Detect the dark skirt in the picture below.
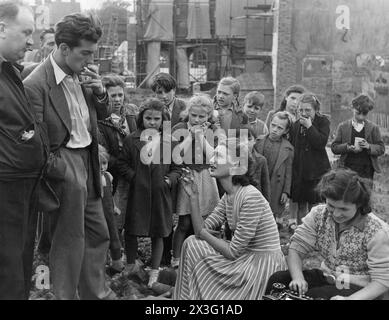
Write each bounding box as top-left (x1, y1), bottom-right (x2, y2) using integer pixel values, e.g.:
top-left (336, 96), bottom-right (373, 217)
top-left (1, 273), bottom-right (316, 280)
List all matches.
top-left (291, 179), bottom-right (321, 204)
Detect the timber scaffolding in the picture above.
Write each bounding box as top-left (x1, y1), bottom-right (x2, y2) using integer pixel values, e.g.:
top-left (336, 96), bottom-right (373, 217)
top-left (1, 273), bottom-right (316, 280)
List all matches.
top-left (135, 0), bottom-right (275, 91)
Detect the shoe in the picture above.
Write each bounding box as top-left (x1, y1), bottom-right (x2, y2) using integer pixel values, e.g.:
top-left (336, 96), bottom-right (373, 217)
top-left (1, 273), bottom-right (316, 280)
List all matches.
top-left (170, 257), bottom-right (180, 269)
top-left (148, 269), bottom-right (160, 288)
top-left (106, 265), bottom-right (124, 277)
top-left (123, 260), bottom-right (147, 282)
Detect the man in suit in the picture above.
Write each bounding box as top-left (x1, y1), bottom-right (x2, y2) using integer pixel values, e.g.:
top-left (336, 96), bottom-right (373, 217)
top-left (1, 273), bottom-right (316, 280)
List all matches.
top-left (0, 1), bottom-right (48, 300)
top-left (24, 13), bottom-right (114, 300)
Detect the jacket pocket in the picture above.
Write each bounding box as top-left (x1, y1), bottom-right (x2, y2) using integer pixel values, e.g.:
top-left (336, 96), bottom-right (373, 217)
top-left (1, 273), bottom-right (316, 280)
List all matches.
top-left (0, 122), bottom-right (46, 171)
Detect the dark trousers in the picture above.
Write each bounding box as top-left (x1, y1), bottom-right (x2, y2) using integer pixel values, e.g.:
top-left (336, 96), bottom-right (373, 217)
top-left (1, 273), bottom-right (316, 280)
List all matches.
top-left (265, 269), bottom-right (362, 300)
top-left (48, 148), bottom-right (113, 300)
top-left (102, 184), bottom-right (122, 261)
top-left (37, 211), bottom-right (52, 255)
top-left (0, 178), bottom-right (39, 300)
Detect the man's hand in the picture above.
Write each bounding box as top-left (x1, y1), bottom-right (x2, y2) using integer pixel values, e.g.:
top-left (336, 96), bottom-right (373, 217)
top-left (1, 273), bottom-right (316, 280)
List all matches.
top-left (358, 139), bottom-right (370, 150)
top-left (80, 65), bottom-right (105, 96)
top-left (347, 144), bottom-right (361, 153)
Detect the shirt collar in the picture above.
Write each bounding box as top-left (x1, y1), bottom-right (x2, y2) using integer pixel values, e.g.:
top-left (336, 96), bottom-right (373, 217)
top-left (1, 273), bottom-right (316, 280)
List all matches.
top-left (338, 211), bottom-right (367, 233)
top-left (215, 103), bottom-right (234, 112)
top-left (352, 119), bottom-right (365, 132)
top-left (167, 97), bottom-right (176, 112)
top-left (50, 54), bottom-right (75, 85)
top-left (0, 54), bottom-right (23, 74)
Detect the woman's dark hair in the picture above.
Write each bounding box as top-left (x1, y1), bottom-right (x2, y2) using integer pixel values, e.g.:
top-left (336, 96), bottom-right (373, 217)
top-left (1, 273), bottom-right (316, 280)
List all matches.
top-left (55, 13), bottom-right (102, 48)
top-left (351, 94), bottom-right (374, 115)
top-left (150, 72), bottom-right (177, 93)
top-left (221, 138), bottom-right (253, 186)
top-left (136, 98), bottom-right (170, 131)
top-left (316, 168), bottom-right (372, 215)
top-left (298, 92), bottom-right (321, 112)
top-left (279, 84), bottom-right (306, 111)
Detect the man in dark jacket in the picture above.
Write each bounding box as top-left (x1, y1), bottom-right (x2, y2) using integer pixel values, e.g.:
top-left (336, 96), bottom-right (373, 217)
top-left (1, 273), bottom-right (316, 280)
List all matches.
top-left (23, 13), bottom-right (114, 300)
top-left (0, 1), bottom-right (48, 300)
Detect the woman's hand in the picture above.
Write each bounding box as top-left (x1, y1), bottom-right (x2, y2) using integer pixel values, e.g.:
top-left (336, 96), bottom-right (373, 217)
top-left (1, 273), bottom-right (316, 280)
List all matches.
top-left (289, 277), bottom-right (308, 296)
top-left (180, 167), bottom-right (199, 196)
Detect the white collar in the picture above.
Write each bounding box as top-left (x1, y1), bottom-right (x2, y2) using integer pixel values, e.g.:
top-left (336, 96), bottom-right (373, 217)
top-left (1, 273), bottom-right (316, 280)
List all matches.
top-left (50, 54), bottom-right (75, 85)
top-left (352, 119), bottom-right (365, 132)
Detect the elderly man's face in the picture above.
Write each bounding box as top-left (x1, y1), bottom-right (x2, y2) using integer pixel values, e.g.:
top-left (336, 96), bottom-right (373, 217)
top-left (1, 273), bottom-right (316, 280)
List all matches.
top-left (0, 6), bottom-right (34, 62)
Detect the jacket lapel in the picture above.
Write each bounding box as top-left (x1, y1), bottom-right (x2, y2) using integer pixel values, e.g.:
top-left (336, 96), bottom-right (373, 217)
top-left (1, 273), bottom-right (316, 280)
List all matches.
top-left (273, 139), bottom-right (292, 173)
top-left (345, 119), bottom-right (353, 143)
top-left (46, 59), bottom-right (72, 133)
top-left (81, 86), bottom-right (97, 137)
top-left (132, 130), bottom-right (145, 151)
top-left (364, 120), bottom-right (373, 139)
top-left (253, 137), bottom-right (265, 155)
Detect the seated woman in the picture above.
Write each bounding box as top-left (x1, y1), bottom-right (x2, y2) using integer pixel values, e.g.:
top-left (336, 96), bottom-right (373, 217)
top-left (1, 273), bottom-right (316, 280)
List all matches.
top-left (173, 138), bottom-right (286, 300)
top-left (265, 168), bottom-right (389, 300)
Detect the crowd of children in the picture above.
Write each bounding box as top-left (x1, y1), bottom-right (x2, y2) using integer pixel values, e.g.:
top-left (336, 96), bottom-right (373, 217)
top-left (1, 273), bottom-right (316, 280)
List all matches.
top-left (97, 71), bottom-right (387, 299)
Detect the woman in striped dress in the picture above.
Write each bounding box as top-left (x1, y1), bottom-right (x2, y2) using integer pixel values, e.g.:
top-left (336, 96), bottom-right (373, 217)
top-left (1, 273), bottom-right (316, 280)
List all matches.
top-left (173, 138), bottom-right (286, 300)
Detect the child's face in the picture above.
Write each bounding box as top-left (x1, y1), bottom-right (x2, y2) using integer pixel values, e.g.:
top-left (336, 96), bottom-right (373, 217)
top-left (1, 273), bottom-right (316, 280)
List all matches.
top-left (297, 102), bottom-right (316, 120)
top-left (188, 106), bottom-right (208, 126)
top-left (107, 86), bottom-right (125, 115)
top-left (216, 84), bottom-right (235, 108)
top-left (143, 109), bottom-right (163, 130)
top-left (243, 100), bottom-right (262, 120)
top-left (269, 116), bottom-right (288, 140)
top-left (154, 87), bottom-right (175, 106)
top-left (100, 158), bottom-right (108, 172)
top-left (353, 109), bottom-right (368, 123)
top-left (285, 92), bottom-right (302, 115)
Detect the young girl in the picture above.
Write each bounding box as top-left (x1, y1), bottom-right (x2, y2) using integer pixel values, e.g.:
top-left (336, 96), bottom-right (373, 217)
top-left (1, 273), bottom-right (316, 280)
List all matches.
top-left (266, 168), bottom-right (389, 300)
top-left (253, 111), bottom-right (294, 229)
top-left (265, 85), bottom-right (306, 129)
top-left (243, 91), bottom-right (268, 139)
top-left (171, 94), bottom-right (220, 268)
top-left (117, 99), bottom-right (181, 287)
top-left (289, 93), bottom-right (331, 230)
top-left (99, 145), bottom-right (124, 276)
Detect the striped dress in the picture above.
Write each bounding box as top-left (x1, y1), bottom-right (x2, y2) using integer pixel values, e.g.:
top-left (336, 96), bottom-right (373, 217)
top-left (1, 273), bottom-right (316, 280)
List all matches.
top-left (173, 185), bottom-right (286, 300)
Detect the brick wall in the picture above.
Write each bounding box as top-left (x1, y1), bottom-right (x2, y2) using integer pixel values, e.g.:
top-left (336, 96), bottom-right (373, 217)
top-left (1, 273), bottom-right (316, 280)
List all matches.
top-left (273, 0), bottom-right (297, 109)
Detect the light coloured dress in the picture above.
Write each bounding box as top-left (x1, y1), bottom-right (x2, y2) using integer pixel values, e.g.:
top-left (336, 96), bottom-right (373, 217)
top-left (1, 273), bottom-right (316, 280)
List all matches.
top-left (176, 169), bottom-right (219, 217)
top-left (174, 185), bottom-right (286, 300)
